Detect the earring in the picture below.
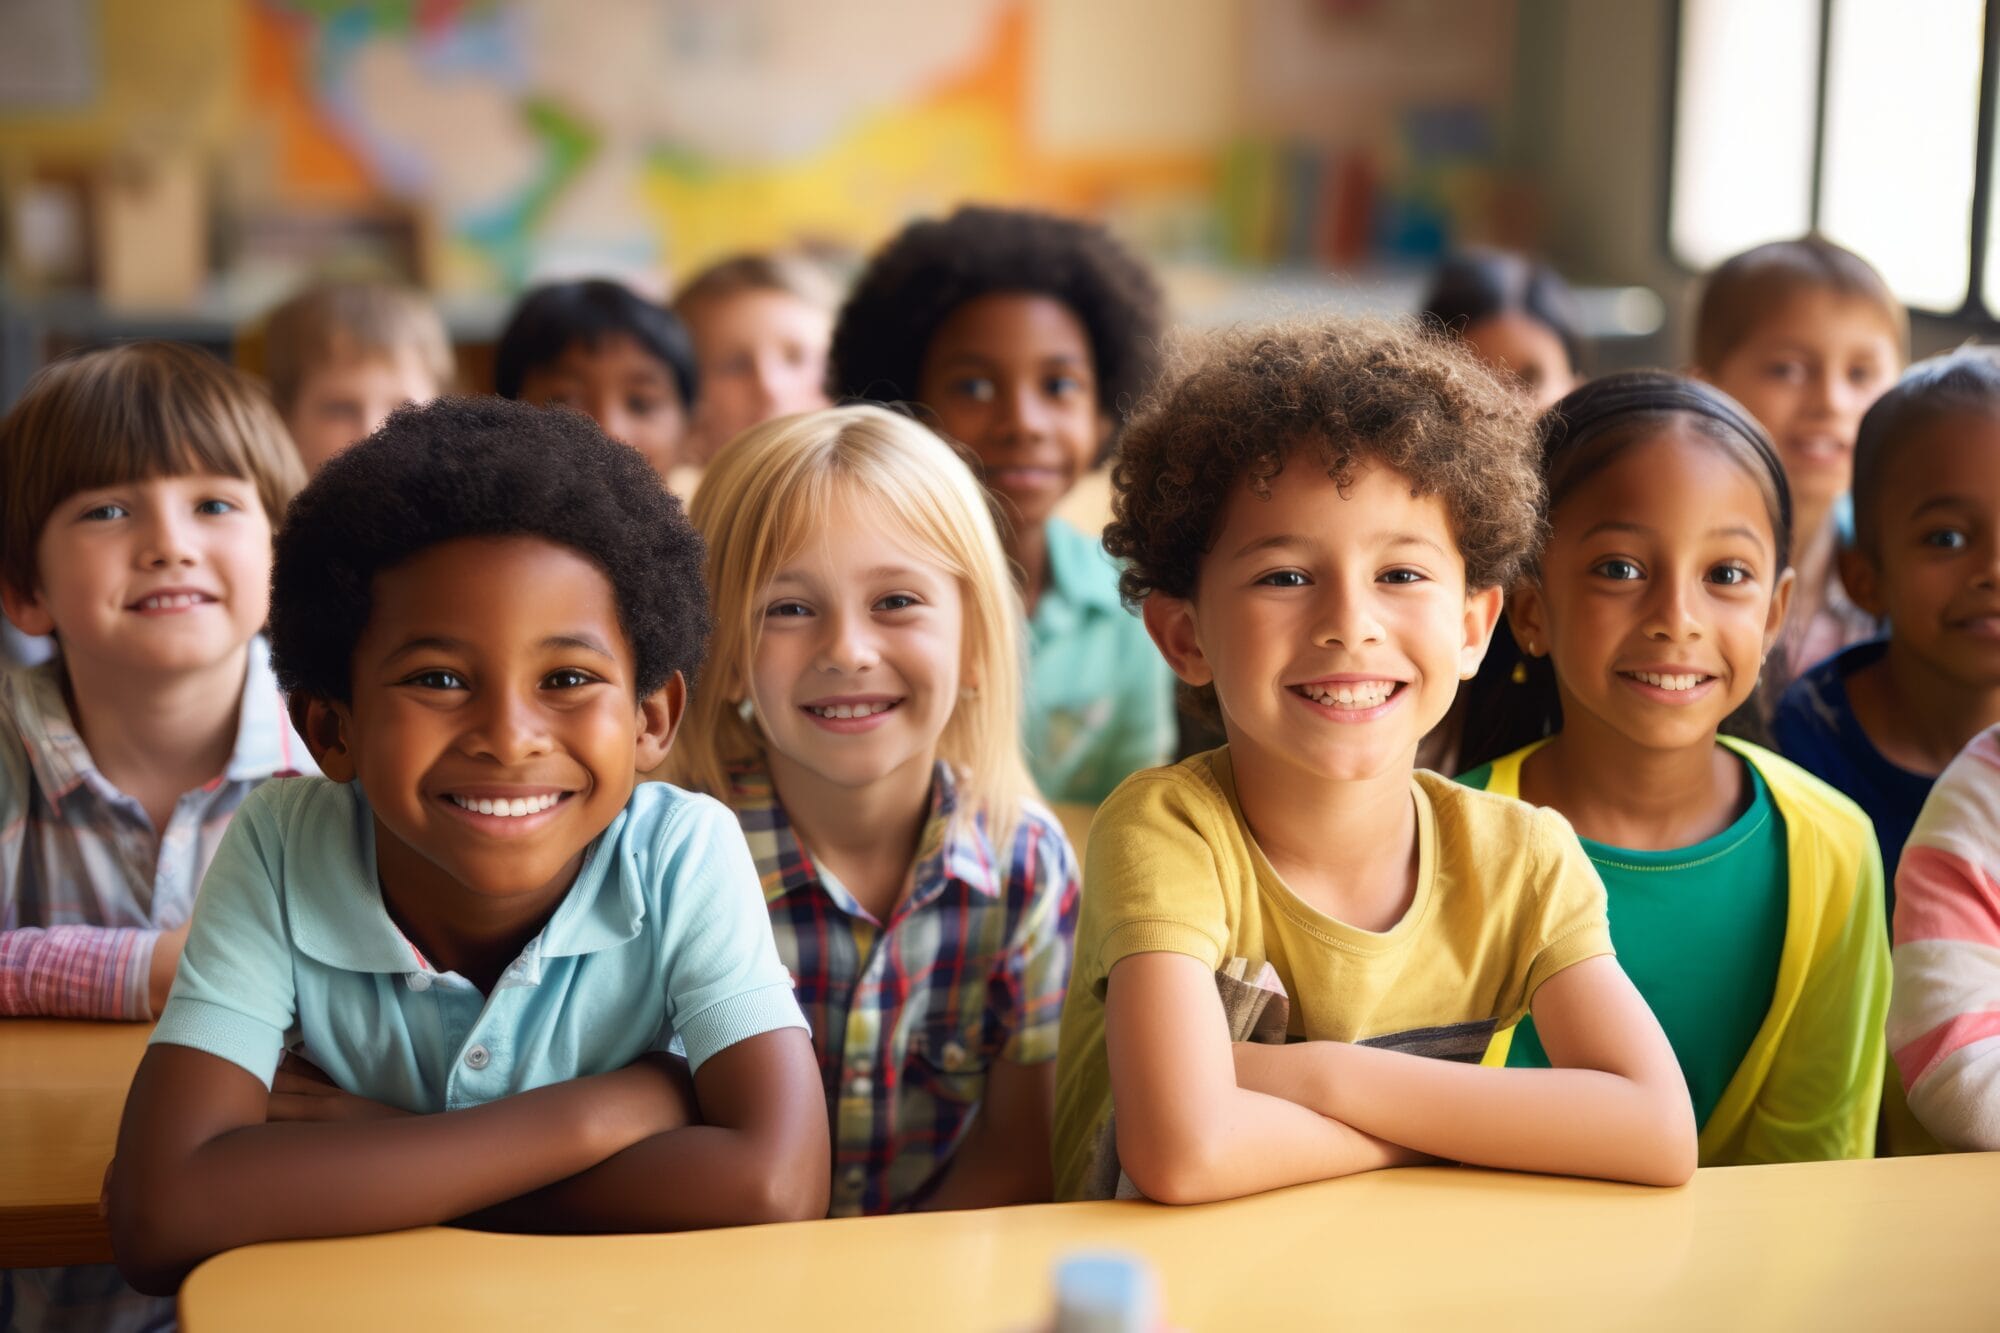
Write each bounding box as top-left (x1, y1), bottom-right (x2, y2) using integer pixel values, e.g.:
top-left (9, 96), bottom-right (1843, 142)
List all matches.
top-left (735, 698), bottom-right (756, 724)
top-left (1511, 659), bottom-right (1528, 685)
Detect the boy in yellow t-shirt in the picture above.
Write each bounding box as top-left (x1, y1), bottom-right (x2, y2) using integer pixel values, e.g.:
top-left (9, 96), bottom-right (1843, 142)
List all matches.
top-left (1052, 320), bottom-right (1698, 1202)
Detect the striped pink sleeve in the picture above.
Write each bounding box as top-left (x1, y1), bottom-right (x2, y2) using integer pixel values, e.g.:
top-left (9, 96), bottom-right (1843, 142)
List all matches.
top-left (1889, 728), bottom-right (2000, 1150)
top-left (0, 924), bottom-right (157, 1019)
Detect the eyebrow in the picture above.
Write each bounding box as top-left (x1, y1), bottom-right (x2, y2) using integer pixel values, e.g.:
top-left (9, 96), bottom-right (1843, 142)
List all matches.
top-left (382, 632), bottom-right (617, 662)
top-left (769, 564), bottom-right (937, 586)
top-left (1229, 531), bottom-right (1448, 559)
top-left (1910, 495), bottom-right (1978, 520)
top-left (1581, 519), bottom-right (1770, 548)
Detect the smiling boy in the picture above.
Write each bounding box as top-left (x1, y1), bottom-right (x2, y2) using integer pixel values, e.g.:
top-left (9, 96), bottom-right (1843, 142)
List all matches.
top-left (109, 398), bottom-right (826, 1294)
top-left (1053, 321), bottom-right (1696, 1202)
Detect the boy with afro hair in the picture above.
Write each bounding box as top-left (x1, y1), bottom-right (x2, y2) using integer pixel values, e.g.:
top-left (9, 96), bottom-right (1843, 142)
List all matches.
top-left (1052, 319), bottom-right (1696, 1202)
top-left (830, 204), bottom-right (1174, 804)
top-left (110, 397), bottom-right (827, 1295)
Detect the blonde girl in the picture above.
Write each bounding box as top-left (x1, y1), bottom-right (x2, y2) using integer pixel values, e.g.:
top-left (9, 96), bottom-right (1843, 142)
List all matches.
top-left (672, 404), bottom-right (1078, 1215)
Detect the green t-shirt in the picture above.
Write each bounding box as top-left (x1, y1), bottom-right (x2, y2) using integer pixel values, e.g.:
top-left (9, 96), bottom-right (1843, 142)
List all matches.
top-left (1459, 752), bottom-right (1788, 1132)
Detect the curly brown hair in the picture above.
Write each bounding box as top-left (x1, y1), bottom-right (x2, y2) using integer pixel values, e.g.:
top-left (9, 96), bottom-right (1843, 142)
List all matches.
top-left (1107, 317), bottom-right (1543, 605)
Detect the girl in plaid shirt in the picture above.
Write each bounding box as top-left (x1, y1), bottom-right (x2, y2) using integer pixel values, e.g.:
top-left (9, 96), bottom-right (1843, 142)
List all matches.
top-left (671, 404), bottom-right (1080, 1215)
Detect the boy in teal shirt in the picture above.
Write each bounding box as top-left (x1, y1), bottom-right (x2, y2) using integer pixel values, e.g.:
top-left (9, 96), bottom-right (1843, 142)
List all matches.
top-left (110, 399), bottom-right (828, 1294)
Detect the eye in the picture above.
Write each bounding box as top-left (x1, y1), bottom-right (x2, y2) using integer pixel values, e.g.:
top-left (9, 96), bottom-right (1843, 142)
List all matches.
top-left (79, 503), bottom-right (129, 522)
top-left (195, 498), bottom-right (239, 516)
top-left (543, 668), bottom-right (600, 689)
top-left (404, 669), bottom-right (467, 691)
top-left (1922, 527), bottom-right (1970, 550)
top-left (1707, 563), bottom-right (1754, 586)
top-left (950, 376), bottom-right (996, 403)
top-left (1849, 364), bottom-right (1883, 388)
top-left (1379, 567), bottom-right (1427, 585)
top-left (874, 592), bottom-right (920, 612)
top-left (627, 394), bottom-right (665, 417)
top-left (1045, 374), bottom-right (1085, 398)
top-left (1257, 570), bottom-right (1309, 588)
top-left (1591, 558), bottom-right (1644, 581)
top-left (764, 599), bottom-right (812, 619)
top-left (1764, 360), bottom-right (1807, 384)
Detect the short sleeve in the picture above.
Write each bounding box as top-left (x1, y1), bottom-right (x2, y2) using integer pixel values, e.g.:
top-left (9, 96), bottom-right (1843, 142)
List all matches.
top-left (150, 786), bottom-right (299, 1086)
top-left (653, 796), bottom-right (807, 1072)
top-left (1080, 770), bottom-right (1232, 993)
top-left (995, 808), bottom-right (1081, 1064)
top-left (1519, 809), bottom-right (1615, 1004)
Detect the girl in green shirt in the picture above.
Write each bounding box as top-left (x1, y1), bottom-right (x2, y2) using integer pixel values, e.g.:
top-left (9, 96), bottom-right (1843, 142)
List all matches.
top-left (1458, 372), bottom-right (1891, 1165)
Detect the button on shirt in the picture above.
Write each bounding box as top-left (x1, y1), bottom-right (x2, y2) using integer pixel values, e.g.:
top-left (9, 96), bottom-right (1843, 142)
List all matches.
top-left (732, 761), bottom-right (1079, 1215)
top-left (152, 779), bottom-right (806, 1110)
top-left (1026, 518), bottom-right (1177, 805)
top-left (0, 638), bottom-right (312, 1018)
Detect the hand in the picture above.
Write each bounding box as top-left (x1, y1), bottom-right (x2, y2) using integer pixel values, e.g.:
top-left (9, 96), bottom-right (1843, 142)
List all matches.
top-left (267, 1052), bottom-right (411, 1123)
top-left (146, 923), bottom-right (192, 1015)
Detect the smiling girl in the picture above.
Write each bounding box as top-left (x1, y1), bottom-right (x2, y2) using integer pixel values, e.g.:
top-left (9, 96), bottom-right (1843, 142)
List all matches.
top-left (1458, 372), bottom-right (1892, 1165)
top-left (672, 404), bottom-right (1079, 1216)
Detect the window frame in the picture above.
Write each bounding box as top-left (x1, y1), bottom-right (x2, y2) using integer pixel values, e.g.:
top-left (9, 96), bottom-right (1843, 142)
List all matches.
top-left (1665, 0), bottom-right (2000, 323)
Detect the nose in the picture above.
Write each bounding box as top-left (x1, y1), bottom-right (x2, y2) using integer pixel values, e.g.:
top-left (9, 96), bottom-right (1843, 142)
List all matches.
top-left (137, 506), bottom-right (198, 570)
top-left (814, 605), bottom-right (880, 675)
top-left (1643, 573), bottom-right (1704, 643)
top-left (1310, 574), bottom-right (1386, 649)
top-left (461, 683), bottom-right (554, 766)
top-left (995, 379), bottom-right (1051, 445)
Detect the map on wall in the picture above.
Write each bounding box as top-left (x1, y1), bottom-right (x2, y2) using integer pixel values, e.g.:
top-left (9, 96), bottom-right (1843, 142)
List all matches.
top-left (250, 0), bottom-right (1207, 297)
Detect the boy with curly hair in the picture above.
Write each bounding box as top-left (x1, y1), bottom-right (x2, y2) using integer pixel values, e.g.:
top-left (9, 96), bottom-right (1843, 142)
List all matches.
top-left (830, 204), bottom-right (1173, 803)
top-left (1052, 320), bottom-right (1697, 1202)
top-left (109, 398), bottom-right (827, 1295)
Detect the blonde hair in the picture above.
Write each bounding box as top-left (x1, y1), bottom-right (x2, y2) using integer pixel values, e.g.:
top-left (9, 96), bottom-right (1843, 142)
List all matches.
top-left (671, 404), bottom-right (1036, 847)
top-left (671, 251), bottom-right (840, 319)
top-left (1, 342), bottom-right (305, 596)
top-left (249, 281), bottom-right (455, 415)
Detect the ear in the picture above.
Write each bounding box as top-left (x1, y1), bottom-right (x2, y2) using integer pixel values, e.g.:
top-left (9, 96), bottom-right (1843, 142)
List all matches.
top-left (0, 580), bottom-right (55, 639)
top-left (1140, 592), bottom-right (1212, 688)
top-left (633, 671), bottom-right (687, 774)
top-left (1835, 543), bottom-right (1885, 619)
top-left (1505, 579), bottom-right (1551, 659)
top-left (1458, 584), bottom-right (1507, 679)
top-left (1763, 565), bottom-right (1800, 660)
top-left (294, 695), bottom-right (357, 783)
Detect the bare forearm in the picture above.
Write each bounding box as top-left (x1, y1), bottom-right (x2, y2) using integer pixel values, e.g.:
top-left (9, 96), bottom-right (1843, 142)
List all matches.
top-left (916, 1117), bottom-right (1050, 1211)
top-left (460, 1121), bottom-right (829, 1232)
top-left (1123, 1081), bottom-right (1418, 1205)
top-left (1240, 1042), bottom-right (1693, 1186)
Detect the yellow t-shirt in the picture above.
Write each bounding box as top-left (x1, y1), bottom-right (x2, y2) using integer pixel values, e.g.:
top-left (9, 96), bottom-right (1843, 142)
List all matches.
top-left (1052, 748), bottom-right (1615, 1200)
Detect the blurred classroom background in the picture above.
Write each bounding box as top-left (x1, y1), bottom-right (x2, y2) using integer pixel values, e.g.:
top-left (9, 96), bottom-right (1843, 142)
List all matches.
top-left (0, 0), bottom-right (1990, 405)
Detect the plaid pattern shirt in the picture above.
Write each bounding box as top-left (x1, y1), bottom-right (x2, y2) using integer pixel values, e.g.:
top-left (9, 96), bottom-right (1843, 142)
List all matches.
top-left (731, 761), bottom-right (1079, 1216)
top-left (0, 639), bottom-right (311, 1018)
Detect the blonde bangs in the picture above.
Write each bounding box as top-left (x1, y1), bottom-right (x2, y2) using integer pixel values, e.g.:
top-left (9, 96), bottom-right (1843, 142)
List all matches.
top-left (671, 405), bottom-right (1037, 848)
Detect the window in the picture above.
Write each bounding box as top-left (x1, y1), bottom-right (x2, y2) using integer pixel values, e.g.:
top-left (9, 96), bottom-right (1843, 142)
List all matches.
top-left (1672, 0), bottom-right (1996, 319)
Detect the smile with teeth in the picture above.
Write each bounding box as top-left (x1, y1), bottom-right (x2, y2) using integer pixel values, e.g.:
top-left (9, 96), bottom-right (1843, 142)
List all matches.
top-left (133, 593), bottom-right (213, 611)
top-left (805, 701), bottom-right (898, 719)
top-left (447, 792), bottom-right (565, 817)
top-left (1623, 671), bottom-right (1711, 692)
top-left (1294, 680), bottom-right (1399, 709)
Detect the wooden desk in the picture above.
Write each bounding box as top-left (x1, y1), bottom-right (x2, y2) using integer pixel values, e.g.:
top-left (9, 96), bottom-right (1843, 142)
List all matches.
top-left (0, 1019), bottom-right (150, 1268)
top-left (181, 1153), bottom-right (2000, 1330)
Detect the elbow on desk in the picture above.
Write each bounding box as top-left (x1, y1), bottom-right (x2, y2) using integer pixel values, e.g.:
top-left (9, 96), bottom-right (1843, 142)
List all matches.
top-left (1619, 1105), bottom-right (1698, 1188)
top-left (1115, 1123), bottom-right (1235, 1207)
top-left (109, 1204), bottom-right (198, 1298)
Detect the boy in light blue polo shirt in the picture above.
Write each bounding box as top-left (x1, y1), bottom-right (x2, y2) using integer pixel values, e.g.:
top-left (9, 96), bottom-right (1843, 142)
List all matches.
top-left (109, 399), bottom-right (829, 1296)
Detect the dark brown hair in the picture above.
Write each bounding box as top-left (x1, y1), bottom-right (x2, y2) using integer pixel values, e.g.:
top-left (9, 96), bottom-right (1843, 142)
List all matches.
top-left (1, 342), bottom-right (304, 595)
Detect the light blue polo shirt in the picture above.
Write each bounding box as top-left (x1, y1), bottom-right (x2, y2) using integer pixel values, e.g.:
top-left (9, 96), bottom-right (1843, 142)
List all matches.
top-left (1026, 518), bottom-right (1177, 805)
top-left (152, 777), bottom-right (806, 1112)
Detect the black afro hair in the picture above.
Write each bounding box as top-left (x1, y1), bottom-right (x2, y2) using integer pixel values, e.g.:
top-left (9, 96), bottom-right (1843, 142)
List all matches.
top-left (269, 395), bottom-right (709, 702)
top-left (827, 204), bottom-right (1164, 452)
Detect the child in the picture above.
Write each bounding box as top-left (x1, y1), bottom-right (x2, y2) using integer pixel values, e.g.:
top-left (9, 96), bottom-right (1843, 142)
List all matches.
top-left (669, 404), bottom-right (1078, 1215)
top-left (672, 251), bottom-right (837, 463)
top-left (0, 342), bottom-right (310, 1020)
top-left (1419, 249), bottom-right (1585, 414)
top-left (1775, 348), bottom-right (2000, 890)
top-left (1053, 320), bottom-right (1697, 1204)
top-left (829, 204), bottom-right (1175, 805)
top-left (1457, 371), bottom-right (1890, 1165)
top-left (255, 279), bottom-right (455, 473)
top-left (1889, 721), bottom-right (2000, 1150)
top-left (1692, 236), bottom-right (1906, 696)
top-left (495, 278), bottom-right (699, 481)
top-left (108, 398), bottom-right (826, 1295)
